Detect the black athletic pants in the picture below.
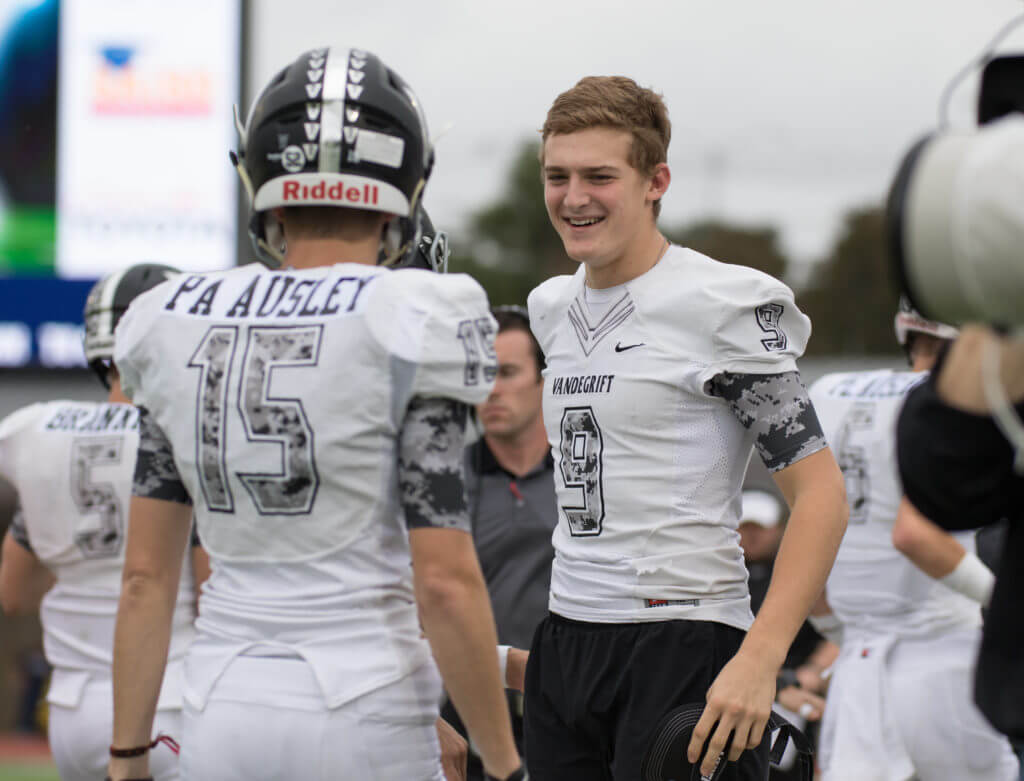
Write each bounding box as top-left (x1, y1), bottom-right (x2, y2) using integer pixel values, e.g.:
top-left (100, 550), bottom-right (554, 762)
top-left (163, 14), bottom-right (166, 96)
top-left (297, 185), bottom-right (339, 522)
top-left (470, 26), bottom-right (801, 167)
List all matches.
top-left (523, 613), bottom-right (770, 781)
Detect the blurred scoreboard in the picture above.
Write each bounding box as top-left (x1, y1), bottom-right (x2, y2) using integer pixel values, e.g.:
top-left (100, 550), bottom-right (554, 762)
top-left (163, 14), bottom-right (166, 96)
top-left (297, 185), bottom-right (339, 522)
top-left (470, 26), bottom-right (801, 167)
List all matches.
top-left (0, 0), bottom-right (242, 367)
top-left (0, 277), bottom-right (92, 367)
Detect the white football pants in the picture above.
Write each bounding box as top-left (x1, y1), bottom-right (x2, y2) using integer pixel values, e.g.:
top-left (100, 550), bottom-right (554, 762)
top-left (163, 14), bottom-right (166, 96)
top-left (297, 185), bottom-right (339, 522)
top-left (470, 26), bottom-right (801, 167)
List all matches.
top-left (820, 629), bottom-right (1019, 781)
top-left (179, 654), bottom-right (445, 780)
top-left (48, 675), bottom-right (182, 781)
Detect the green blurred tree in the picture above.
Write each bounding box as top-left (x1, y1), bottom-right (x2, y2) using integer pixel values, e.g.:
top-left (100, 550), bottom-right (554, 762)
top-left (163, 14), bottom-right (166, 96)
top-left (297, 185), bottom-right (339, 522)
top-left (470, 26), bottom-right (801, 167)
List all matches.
top-left (449, 139), bottom-right (572, 306)
top-left (797, 204), bottom-right (902, 355)
top-left (664, 220), bottom-right (788, 282)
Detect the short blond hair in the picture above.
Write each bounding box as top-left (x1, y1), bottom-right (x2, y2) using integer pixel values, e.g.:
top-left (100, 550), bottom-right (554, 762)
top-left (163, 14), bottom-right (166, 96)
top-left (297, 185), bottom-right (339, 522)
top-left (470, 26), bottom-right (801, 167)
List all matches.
top-left (542, 76), bottom-right (671, 216)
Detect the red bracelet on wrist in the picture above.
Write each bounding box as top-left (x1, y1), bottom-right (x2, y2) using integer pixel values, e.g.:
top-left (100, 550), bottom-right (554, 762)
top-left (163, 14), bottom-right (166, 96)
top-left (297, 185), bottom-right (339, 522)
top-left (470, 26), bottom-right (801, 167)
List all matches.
top-left (109, 733), bottom-right (180, 758)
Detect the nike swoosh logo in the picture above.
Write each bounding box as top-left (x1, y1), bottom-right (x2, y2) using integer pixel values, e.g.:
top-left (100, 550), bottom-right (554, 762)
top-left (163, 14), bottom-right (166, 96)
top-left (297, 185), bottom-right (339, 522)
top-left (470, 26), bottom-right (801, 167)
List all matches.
top-left (614, 342), bottom-right (645, 352)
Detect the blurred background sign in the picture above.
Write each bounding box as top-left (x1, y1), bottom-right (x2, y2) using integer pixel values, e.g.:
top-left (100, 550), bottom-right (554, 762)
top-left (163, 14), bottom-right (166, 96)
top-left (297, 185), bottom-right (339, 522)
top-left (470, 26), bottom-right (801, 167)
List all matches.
top-left (0, 0), bottom-right (242, 367)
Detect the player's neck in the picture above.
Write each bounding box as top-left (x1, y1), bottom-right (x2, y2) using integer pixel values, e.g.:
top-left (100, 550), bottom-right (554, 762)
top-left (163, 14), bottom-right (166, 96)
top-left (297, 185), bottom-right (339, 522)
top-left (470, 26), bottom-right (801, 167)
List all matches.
top-left (107, 376), bottom-right (130, 404)
top-left (584, 229), bottom-right (668, 289)
top-left (284, 236), bottom-right (382, 270)
top-left (911, 352), bottom-right (938, 373)
top-left (484, 420), bottom-right (549, 478)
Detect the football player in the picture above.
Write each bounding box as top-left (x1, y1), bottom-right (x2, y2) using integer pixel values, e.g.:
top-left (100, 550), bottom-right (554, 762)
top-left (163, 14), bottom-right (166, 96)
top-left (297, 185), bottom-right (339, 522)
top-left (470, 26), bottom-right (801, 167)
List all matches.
top-left (523, 75), bottom-right (848, 780)
top-left (808, 300), bottom-right (1019, 780)
top-left (0, 263), bottom-right (208, 781)
top-left (105, 47), bottom-right (522, 781)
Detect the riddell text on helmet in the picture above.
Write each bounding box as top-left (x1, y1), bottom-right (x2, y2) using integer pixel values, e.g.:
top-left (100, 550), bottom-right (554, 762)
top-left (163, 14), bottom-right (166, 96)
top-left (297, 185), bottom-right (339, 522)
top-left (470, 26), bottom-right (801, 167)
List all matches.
top-left (281, 180), bottom-right (380, 205)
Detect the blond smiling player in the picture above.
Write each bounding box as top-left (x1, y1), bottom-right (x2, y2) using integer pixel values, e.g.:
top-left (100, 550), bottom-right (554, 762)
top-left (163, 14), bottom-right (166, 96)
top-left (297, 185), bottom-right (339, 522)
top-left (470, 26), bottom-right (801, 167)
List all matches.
top-left (522, 76), bottom-right (848, 781)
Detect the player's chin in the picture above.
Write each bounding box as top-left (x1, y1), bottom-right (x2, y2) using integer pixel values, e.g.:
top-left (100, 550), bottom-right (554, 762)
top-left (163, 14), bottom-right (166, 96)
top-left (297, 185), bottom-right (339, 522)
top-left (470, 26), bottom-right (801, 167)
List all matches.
top-left (560, 233), bottom-right (604, 264)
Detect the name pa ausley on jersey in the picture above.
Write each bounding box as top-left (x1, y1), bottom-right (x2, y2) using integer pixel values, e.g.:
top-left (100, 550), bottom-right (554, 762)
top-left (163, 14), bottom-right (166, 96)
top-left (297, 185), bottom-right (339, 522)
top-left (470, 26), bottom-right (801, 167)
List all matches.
top-left (163, 271), bottom-right (374, 320)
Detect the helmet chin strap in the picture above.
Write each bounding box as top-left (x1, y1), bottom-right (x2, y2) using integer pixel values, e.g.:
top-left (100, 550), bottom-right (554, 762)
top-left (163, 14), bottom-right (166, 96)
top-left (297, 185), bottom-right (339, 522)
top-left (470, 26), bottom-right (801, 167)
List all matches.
top-left (378, 177), bottom-right (427, 267)
top-left (229, 150), bottom-right (255, 204)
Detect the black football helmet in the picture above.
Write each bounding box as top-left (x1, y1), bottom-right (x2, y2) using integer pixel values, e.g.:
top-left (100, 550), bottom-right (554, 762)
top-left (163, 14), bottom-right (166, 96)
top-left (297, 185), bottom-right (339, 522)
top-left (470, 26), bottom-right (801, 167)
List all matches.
top-left (82, 263), bottom-right (179, 388)
top-left (232, 46), bottom-right (434, 267)
top-left (382, 209), bottom-right (449, 272)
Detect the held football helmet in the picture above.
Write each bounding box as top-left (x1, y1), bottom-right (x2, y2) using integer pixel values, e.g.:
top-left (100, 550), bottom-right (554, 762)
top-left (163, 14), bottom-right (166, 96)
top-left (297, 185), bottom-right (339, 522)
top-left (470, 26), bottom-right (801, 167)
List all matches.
top-left (232, 46), bottom-right (434, 268)
top-left (82, 263), bottom-right (179, 388)
top-left (894, 295), bottom-right (959, 364)
top-left (382, 209), bottom-right (449, 272)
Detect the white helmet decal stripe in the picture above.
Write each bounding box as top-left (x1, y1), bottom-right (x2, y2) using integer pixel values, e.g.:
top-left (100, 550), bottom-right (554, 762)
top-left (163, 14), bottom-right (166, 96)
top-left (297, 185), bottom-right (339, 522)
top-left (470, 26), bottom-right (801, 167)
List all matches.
top-left (319, 46), bottom-right (349, 174)
top-left (88, 266), bottom-right (131, 360)
top-left (253, 172), bottom-right (411, 215)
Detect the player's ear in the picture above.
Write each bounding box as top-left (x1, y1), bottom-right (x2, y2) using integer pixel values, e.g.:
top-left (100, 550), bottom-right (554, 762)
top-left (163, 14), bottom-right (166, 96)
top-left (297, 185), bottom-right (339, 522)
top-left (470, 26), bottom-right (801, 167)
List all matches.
top-left (647, 162), bottom-right (670, 204)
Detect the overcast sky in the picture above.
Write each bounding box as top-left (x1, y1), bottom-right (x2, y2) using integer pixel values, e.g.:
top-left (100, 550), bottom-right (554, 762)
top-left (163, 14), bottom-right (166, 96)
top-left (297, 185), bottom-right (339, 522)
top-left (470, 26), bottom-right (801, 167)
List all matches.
top-left (249, 0), bottom-right (1023, 267)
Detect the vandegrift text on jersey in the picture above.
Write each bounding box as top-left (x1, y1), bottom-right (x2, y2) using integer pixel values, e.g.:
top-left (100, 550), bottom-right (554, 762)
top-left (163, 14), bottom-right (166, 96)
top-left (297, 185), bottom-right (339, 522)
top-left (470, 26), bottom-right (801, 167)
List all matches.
top-left (549, 374), bottom-right (616, 395)
top-left (163, 272), bottom-right (375, 319)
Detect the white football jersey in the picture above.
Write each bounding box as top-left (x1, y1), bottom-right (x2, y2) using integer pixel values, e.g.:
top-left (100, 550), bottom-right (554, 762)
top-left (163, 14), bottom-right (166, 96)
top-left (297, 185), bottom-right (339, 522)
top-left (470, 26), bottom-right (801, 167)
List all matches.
top-left (114, 263), bottom-right (497, 708)
top-left (0, 401), bottom-right (196, 699)
top-left (810, 369), bottom-right (981, 638)
top-left (528, 245), bottom-right (811, 628)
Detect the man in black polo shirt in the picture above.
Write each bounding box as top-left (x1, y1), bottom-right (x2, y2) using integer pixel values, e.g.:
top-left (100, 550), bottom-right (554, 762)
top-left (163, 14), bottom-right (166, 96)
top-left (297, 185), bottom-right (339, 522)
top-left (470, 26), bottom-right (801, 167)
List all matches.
top-left (443, 305), bottom-right (557, 780)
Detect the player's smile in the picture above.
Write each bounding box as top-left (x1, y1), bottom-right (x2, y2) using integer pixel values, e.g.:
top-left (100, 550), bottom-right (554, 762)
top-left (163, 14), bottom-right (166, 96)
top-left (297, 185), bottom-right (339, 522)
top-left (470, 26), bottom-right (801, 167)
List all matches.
top-left (565, 216), bottom-right (605, 228)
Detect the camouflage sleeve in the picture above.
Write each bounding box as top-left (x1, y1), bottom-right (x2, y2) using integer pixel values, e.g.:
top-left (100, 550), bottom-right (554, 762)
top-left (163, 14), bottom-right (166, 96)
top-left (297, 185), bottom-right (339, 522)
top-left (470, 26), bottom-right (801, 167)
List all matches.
top-left (9, 499), bottom-right (32, 552)
top-left (398, 397), bottom-right (472, 532)
top-left (706, 370), bottom-right (827, 473)
top-left (133, 407), bottom-right (192, 505)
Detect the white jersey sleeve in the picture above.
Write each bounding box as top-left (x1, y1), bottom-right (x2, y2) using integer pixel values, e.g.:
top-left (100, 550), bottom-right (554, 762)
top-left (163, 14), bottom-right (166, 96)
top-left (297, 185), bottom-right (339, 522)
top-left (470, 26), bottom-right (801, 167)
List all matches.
top-left (698, 263), bottom-right (811, 384)
top-left (364, 269), bottom-right (497, 405)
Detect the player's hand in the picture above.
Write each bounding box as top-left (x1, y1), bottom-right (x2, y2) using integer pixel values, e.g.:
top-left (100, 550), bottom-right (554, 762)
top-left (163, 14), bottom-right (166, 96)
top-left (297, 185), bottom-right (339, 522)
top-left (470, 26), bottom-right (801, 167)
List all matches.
top-left (687, 649), bottom-right (776, 777)
top-left (435, 716), bottom-right (468, 781)
top-left (794, 662), bottom-right (828, 694)
top-left (776, 685), bottom-right (825, 721)
top-left (506, 647), bottom-right (529, 692)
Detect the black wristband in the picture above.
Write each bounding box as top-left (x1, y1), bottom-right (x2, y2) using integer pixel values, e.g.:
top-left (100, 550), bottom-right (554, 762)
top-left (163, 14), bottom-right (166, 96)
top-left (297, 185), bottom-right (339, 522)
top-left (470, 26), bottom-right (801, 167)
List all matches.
top-left (105, 777), bottom-right (154, 780)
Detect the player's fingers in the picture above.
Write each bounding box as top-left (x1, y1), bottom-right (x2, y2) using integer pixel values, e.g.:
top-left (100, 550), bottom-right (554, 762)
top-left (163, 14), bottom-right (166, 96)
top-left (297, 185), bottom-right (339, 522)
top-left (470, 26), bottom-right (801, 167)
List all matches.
top-left (686, 709), bottom-right (718, 764)
top-left (737, 710), bottom-right (769, 758)
top-left (699, 719), bottom-right (735, 778)
top-left (728, 720), bottom-right (750, 763)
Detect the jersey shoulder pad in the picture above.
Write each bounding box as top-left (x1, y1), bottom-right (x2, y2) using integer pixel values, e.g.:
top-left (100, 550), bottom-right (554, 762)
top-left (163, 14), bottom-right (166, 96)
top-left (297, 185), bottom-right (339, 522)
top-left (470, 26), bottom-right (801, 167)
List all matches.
top-left (808, 371), bottom-right (849, 400)
top-left (366, 269), bottom-right (497, 404)
top-left (680, 250), bottom-right (810, 374)
top-left (527, 271), bottom-right (578, 347)
top-left (0, 401), bottom-right (66, 478)
top-left (112, 276), bottom-right (180, 403)
top-left (364, 269), bottom-right (488, 355)
top-left (0, 402), bottom-right (50, 442)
